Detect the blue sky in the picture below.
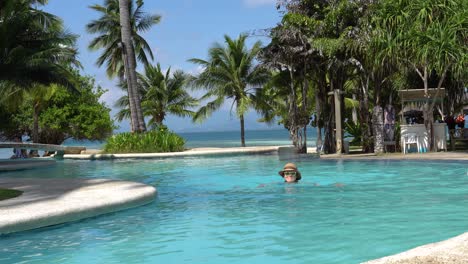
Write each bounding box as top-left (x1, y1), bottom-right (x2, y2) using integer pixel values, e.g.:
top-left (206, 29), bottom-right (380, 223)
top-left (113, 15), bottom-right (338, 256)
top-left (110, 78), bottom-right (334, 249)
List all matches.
top-left (43, 0), bottom-right (283, 132)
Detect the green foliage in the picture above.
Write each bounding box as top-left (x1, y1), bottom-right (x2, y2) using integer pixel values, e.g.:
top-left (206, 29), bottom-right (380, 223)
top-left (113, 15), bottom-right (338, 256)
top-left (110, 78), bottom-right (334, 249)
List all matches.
top-left (189, 34), bottom-right (271, 122)
top-left (115, 63), bottom-right (198, 128)
top-left (103, 128), bottom-right (185, 153)
top-left (0, 70), bottom-right (115, 144)
top-left (0, 188), bottom-right (23, 201)
top-left (86, 0), bottom-right (161, 78)
top-left (189, 34), bottom-right (270, 146)
top-left (344, 121), bottom-right (362, 145)
top-left (0, 0), bottom-right (80, 90)
top-left (255, 70), bottom-right (315, 128)
top-left (37, 74), bottom-right (115, 143)
top-left (344, 97), bottom-right (359, 111)
top-left (374, 0), bottom-right (467, 77)
top-left (283, 12), bottom-right (319, 30)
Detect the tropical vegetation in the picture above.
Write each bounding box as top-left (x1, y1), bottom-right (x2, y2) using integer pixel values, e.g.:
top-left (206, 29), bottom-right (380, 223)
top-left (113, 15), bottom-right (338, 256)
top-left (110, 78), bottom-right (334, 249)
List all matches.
top-left (189, 34), bottom-right (270, 147)
top-left (115, 63), bottom-right (198, 129)
top-left (87, 0), bottom-right (161, 132)
top-left (1, 0), bottom-right (466, 155)
top-left (0, 0), bottom-right (80, 89)
top-left (0, 0), bottom-right (113, 145)
top-left (0, 70), bottom-right (115, 144)
top-left (256, 0), bottom-right (466, 153)
top-left (103, 127), bottom-right (185, 153)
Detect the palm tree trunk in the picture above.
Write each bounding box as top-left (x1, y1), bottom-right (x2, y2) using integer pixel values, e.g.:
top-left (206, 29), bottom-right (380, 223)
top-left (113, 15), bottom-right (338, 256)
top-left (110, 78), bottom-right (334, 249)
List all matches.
top-left (324, 91), bottom-right (336, 154)
top-left (120, 58), bottom-right (136, 132)
top-left (422, 66), bottom-right (433, 152)
top-left (154, 112), bottom-right (165, 128)
top-left (372, 74), bottom-right (384, 153)
top-left (372, 105), bottom-right (384, 154)
top-left (240, 114), bottom-right (246, 147)
top-left (360, 76), bottom-right (372, 153)
top-left (119, 0), bottom-right (146, 132)
top-left (315, 72), bottom-right (326, 153)
top-left (315, 84), bottom-right (323, 152)
top-left (300, 63), bottom-right (308, 154)
top-left (287, 65), bottom-right (301, 152)
top-left (323, 76), bottom-right (338, 154)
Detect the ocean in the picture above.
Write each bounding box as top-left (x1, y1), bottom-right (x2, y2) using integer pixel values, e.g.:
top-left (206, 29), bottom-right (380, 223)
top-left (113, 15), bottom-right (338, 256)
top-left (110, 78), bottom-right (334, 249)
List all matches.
top-left (0, 129), bottom-right (318, 159)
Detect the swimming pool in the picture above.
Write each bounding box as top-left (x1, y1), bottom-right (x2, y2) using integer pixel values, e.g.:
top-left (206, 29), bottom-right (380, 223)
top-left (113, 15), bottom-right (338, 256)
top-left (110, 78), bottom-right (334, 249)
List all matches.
top-left (0, 154), bottom-right (467, 264)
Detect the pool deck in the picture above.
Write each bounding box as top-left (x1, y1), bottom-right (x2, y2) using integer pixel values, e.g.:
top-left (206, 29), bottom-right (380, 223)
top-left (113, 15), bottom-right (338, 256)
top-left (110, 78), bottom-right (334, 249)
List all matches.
top-left (320, 150), bottom-right (468, 161)
top-left (63, 146), bottom-right (282, 159)
top-left (362, 232), bottom-right (468, 264)
top-left (0, 178), bottom-right (156, 235)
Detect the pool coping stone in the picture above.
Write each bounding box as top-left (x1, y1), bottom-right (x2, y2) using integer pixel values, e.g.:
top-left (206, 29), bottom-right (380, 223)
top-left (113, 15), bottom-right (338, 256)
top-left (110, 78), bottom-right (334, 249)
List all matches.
top-left (63, 146), bottom-right (285, 159)
top-left (0, 178), bottom-right (156, 235)
top-left (362, 232), bottom-right (468, 264)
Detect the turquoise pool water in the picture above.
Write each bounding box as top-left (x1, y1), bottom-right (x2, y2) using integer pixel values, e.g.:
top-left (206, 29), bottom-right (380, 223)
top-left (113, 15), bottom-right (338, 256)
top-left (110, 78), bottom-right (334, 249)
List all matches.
top-left (0, 155), bottom-right (467, 264)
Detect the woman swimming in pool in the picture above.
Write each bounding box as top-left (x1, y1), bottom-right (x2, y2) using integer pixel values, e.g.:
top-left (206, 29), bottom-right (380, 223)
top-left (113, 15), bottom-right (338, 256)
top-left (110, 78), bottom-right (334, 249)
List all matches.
top-left (278, 163), bottom-right (302, 183)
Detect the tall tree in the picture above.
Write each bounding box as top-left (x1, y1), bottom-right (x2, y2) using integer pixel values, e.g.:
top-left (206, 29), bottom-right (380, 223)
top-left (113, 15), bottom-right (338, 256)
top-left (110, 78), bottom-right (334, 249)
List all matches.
top-left (140, 64), bottom-right (198, 128)
top-left (27, 85), bottom-right (59, 143)
top-left (87, 0), bottom-right (160, 79)
top-left (1, 72), bottom-right (115, 144)
top-left (115, 64), bottom-right (198, 129)
top-left (0, 0), bottom-right (79, 90)
top-left (189, 34), bottom-right (270, 147)
top-left (259, 25), bottom-right (313, 153)
top-left (0, 0), bottom-right (81, 144)
top-left (119, 0), bottom-right (145, 132)
top-left (265, 0), bottom-right (363, 154)
top-left (88, 0), bottom-right (159, 132)
top-left (375, 0), bottom-right (467, 150)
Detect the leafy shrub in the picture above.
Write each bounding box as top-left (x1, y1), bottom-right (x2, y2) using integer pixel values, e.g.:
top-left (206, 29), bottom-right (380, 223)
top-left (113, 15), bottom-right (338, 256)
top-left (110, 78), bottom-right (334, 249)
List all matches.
top-left (103, 129), bottom-right (185, 153)
top-left (344, 121), bottom-right (362, 146)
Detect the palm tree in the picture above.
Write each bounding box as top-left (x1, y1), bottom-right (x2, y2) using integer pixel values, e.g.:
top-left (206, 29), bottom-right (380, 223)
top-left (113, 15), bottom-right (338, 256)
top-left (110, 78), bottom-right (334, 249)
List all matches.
top-left (115, 64), bottom-right (198, 129)
top-left (1, 0), bottom-right (80, 143)
top-left (0, 0), bottom-right (80, 90)
top-left (27, 85), bottom-right (60, 143)
top-left (189, 34), bottom-right (270, 147)
top-left (120, 0), bottom-right (146, 132)
top-left (87, 0), bottom-right (160, 132)
top-left (140, 64), bottom-right (198, 128)
top-left (86, 0), bottom-right (160, 79)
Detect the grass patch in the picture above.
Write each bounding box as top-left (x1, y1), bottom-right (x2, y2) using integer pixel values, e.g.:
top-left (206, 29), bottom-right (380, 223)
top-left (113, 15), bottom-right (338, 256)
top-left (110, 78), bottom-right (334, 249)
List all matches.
top-left (0, 188), bottom-right (23, 201)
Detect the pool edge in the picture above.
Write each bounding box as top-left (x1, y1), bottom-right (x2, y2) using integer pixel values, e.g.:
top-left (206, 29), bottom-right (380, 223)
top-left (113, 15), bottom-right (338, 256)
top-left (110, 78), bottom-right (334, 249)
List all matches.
top-left (0, 178), bottom-right (156, 235)
top-left (362, 232), bottom-right (468, 264)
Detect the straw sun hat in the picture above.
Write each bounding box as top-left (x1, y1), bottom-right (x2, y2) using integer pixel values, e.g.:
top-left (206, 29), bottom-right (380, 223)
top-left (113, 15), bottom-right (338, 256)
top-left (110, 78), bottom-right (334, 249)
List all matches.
top-left (278, 162), bottom-right (302, 181)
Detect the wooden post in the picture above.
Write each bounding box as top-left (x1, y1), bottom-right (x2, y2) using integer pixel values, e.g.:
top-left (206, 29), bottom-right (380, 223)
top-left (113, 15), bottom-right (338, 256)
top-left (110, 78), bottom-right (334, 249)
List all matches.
top-left (352, 94), bottom-right (358, 124)
top-left (334, 89), bottom-right (343, 153)
top-left (328, 89), bottom-right (344, 154)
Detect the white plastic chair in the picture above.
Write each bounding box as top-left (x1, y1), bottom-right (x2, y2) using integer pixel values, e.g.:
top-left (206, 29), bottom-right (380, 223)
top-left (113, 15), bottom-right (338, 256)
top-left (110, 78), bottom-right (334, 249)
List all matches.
top-left (403, 133), bottom-right (420, 154)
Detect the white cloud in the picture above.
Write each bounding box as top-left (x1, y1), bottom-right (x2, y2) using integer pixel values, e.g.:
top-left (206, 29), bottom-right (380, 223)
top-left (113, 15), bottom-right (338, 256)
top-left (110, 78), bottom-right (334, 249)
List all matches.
top-left (243, 0), bottom-right (276, 8)
top-left (96, 78), bottom-right (124, 107)
top-left (187, 65), bottom-right (206, 76)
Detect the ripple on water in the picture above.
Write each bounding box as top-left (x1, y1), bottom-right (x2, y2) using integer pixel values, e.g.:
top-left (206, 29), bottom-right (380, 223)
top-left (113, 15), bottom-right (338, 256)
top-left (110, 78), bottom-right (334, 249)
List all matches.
top-left (0, 157), bottom-right (467, 264)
